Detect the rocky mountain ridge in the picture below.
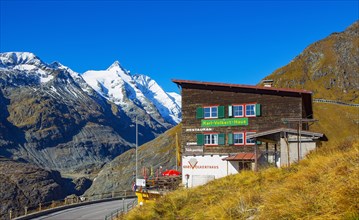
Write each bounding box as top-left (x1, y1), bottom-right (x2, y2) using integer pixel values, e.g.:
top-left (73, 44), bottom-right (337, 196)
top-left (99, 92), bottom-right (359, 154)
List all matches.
top-left (0, 52), bottom-right (181, 173)
top-left (262, 21), bottom-right (359, 103)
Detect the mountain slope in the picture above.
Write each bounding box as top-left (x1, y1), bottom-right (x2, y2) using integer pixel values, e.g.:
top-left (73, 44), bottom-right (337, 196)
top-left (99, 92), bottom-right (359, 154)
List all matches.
top-left (0, 157), bottom-right (66, 219)
top-left (262, 21), bottom-right (359, 103)
top-left (82, 62), bottom-right (181, 126)
top-left (133, 74), bottom-right (181, 124)
top-left (84, 124), bottom-right (181, 196)
top-left (0, 52), bottom-right (177, 173)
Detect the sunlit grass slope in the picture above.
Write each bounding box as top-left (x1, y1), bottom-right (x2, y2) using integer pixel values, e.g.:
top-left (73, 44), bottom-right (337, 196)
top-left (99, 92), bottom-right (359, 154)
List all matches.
top-left (122, 103), bottom-right (358, 219)
top-left (124, 141), bottom-right (358, 220)
top-left (312, 103), bottom-right (358, 146)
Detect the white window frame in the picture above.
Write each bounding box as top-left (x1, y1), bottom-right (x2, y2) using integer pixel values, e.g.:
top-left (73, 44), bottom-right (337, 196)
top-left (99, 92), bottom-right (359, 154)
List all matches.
top-left (233, 132), bottom-right (244, 145)
top-left (245, 104), bottom-right (256, 117)
top-left (204, 133), bottom-right (218, 145)
top-left (245, 132), bottom-right (256, 145)
top-left (233, 105), bottom-right (244, 117)
top-left (204, 106), bottom-right (218, 119)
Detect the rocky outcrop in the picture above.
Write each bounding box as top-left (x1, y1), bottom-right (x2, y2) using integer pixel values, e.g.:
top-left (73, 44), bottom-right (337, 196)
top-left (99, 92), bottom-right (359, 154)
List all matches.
top-left (262, 21), bottom-right (359, 103)
top-left (0, 157), bottom-right (66, 219)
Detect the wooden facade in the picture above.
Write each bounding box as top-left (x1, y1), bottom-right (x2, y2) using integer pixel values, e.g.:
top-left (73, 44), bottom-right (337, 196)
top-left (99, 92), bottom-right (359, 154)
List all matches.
top-left (173, 79), bottom-right (313, 156)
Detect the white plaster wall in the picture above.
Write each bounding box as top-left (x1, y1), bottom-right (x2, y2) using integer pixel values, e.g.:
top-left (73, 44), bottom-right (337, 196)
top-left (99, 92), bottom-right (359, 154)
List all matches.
top-left (280, 136), bottom-right (317, 167)
top-left (182, 155), bottom-right (238, 187)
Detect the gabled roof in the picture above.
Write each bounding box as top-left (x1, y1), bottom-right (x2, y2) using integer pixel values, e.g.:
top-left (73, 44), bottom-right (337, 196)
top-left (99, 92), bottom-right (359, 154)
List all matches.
top-left (247, 127), bottom-right (327, 141)
top-left (172, 79), bottom-right (312, 95)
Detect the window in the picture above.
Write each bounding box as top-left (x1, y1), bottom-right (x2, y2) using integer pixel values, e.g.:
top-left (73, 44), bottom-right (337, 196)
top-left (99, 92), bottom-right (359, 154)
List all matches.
top-left (246, 132), bottom-right (256, 145)
top-left (245, 104), bottom-right (256, 117)
top-left (234, 133), bottom-right (244, 145)
top-left (204, 134), bottom-right (218, 145)
top-left (233, 105), bottom-right (244, 117)
top-left (204, 106), bottom-right (218, 118)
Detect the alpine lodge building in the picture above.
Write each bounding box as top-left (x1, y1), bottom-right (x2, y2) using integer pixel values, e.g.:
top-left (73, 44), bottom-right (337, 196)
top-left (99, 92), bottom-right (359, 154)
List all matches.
top-left (172, 79), bottom-right (327, 188)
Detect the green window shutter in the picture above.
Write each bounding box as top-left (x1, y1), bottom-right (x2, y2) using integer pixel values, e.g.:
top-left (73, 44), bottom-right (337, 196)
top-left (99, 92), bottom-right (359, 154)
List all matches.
top-left (196, 134), bottom-right (204, 145)
top-left (228, 133), bottom-right (233, 145)
top-left (218, 133), bottom-right (225, 145)
top-left (255, 104), bottom-right (261, 116)
top-left (228, 105), bottom-right (233, 117)
top-left (218, 106), bottom-right (225, 118)
top-left (196, 107), bottom-right (204, 119)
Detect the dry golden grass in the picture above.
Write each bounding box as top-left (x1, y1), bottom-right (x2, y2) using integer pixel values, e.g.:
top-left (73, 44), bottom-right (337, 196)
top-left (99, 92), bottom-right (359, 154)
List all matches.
top-left (123, 140), bottom-right (358, 220)
top-left (121, 104), bottom-right (358, 220)
top-left (312, 103), bottom-right (358, 146)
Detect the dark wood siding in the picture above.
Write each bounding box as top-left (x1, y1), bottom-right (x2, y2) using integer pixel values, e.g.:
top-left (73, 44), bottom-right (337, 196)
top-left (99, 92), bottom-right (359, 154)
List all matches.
top-left (181, 86), bottom-right (305, 155)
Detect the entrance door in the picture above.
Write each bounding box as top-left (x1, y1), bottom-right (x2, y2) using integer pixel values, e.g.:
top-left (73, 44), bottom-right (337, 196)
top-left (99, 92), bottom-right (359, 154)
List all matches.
top-left (239, 161), bottom-right (251, 170)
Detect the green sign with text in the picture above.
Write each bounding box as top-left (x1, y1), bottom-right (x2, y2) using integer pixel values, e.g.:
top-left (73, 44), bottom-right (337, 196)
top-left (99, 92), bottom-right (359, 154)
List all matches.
top-left (201, 118), bottom-right (248, 127)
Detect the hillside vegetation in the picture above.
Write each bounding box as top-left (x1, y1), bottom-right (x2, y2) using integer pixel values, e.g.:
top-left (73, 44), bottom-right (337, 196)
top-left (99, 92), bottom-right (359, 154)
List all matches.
top-left (125, 140), bottom-right (358, 220)
top-left (123, 103), bottom-right (358, 219)
top-left (262, 21), bottom-right (358, 103)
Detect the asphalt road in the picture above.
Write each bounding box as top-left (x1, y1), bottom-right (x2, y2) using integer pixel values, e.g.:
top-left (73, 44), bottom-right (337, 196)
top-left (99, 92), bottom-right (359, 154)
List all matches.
top-left (31, 198), bottom-right (136, 220)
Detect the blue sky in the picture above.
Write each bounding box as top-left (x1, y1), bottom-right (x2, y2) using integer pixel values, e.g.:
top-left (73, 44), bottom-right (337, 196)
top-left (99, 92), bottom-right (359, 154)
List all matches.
top-left (0, 0), bottom-right (358, 92)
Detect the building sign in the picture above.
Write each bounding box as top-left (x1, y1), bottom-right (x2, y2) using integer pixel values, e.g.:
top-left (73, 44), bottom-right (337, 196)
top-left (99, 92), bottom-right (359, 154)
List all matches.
top-left (185, 146), bottom-right (203, 153)
top-left (136, 179), bottom-right (146, 187)
top-left (186, 128), bottom-right (214, 132)
top-left (182, 158), bottom-right (219, 169)
top-left (201, 118), bottom-right (248, 127)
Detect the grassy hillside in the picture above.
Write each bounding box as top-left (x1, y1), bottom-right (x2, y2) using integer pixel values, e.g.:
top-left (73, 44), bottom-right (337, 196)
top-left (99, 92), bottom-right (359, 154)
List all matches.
top-left (122, 103), bottom-right (358, 220)
top-left (311, 103), bottom-right (358, 146)
top-left (124, 141), bottom-right (358, 220)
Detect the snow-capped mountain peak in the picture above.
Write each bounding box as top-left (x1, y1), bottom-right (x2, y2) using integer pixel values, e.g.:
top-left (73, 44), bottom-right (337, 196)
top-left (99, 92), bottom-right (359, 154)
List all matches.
top-left (0, 52), bottom-right (43, 67)
top-left (133, 74), bottom-right (181, 124)
top-left (82, 62), bottom-right (181, 125)
top-left (0, 52), bottom-right (181, 126)
top-left (0, 52), bottom-right (55, 83)
top-left (107, 61), bottom-right (129, 74)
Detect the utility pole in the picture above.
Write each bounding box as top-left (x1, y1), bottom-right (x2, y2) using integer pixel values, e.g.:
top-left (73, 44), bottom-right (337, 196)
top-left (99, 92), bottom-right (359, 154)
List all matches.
top-left (136, 116), bottom-right (138, 182)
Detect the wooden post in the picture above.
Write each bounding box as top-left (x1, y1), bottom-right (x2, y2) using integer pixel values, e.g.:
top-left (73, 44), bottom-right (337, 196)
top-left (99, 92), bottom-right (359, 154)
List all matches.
top-left (24, 206), bottom-right (28, 215)
top-left (274, 144), bottom-right (277, 167)
top-left (9, 209), bottom-right (12, 220)
top-left (265, 142), bottom-right (269, 163)
top-left (112, 191), bottom-right (115, 198)
top-left (297, 123), bottom-right (300, 162)
top-left (254, 141), bottom-right (258, 172)
top-left (39, 203), bottom-right (42, 211)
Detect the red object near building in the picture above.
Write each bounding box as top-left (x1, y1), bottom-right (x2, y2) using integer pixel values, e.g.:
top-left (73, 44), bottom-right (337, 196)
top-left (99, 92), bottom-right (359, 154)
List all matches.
top-left (162, 170), bottom-right (181, 176)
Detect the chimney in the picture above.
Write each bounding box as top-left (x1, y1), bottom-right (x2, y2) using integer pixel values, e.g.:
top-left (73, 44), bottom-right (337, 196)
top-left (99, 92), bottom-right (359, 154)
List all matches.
top-left (262, 79), bottom-right (274, 87)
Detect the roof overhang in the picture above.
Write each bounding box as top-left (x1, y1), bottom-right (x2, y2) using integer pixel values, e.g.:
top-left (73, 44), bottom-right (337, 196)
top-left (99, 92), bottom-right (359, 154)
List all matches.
top-left (222, 153), bottom-right (260, 161)
top-left (247, 128), bottom-right (327, 142)
top-left (172, 79), bottom-right (312, 95)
